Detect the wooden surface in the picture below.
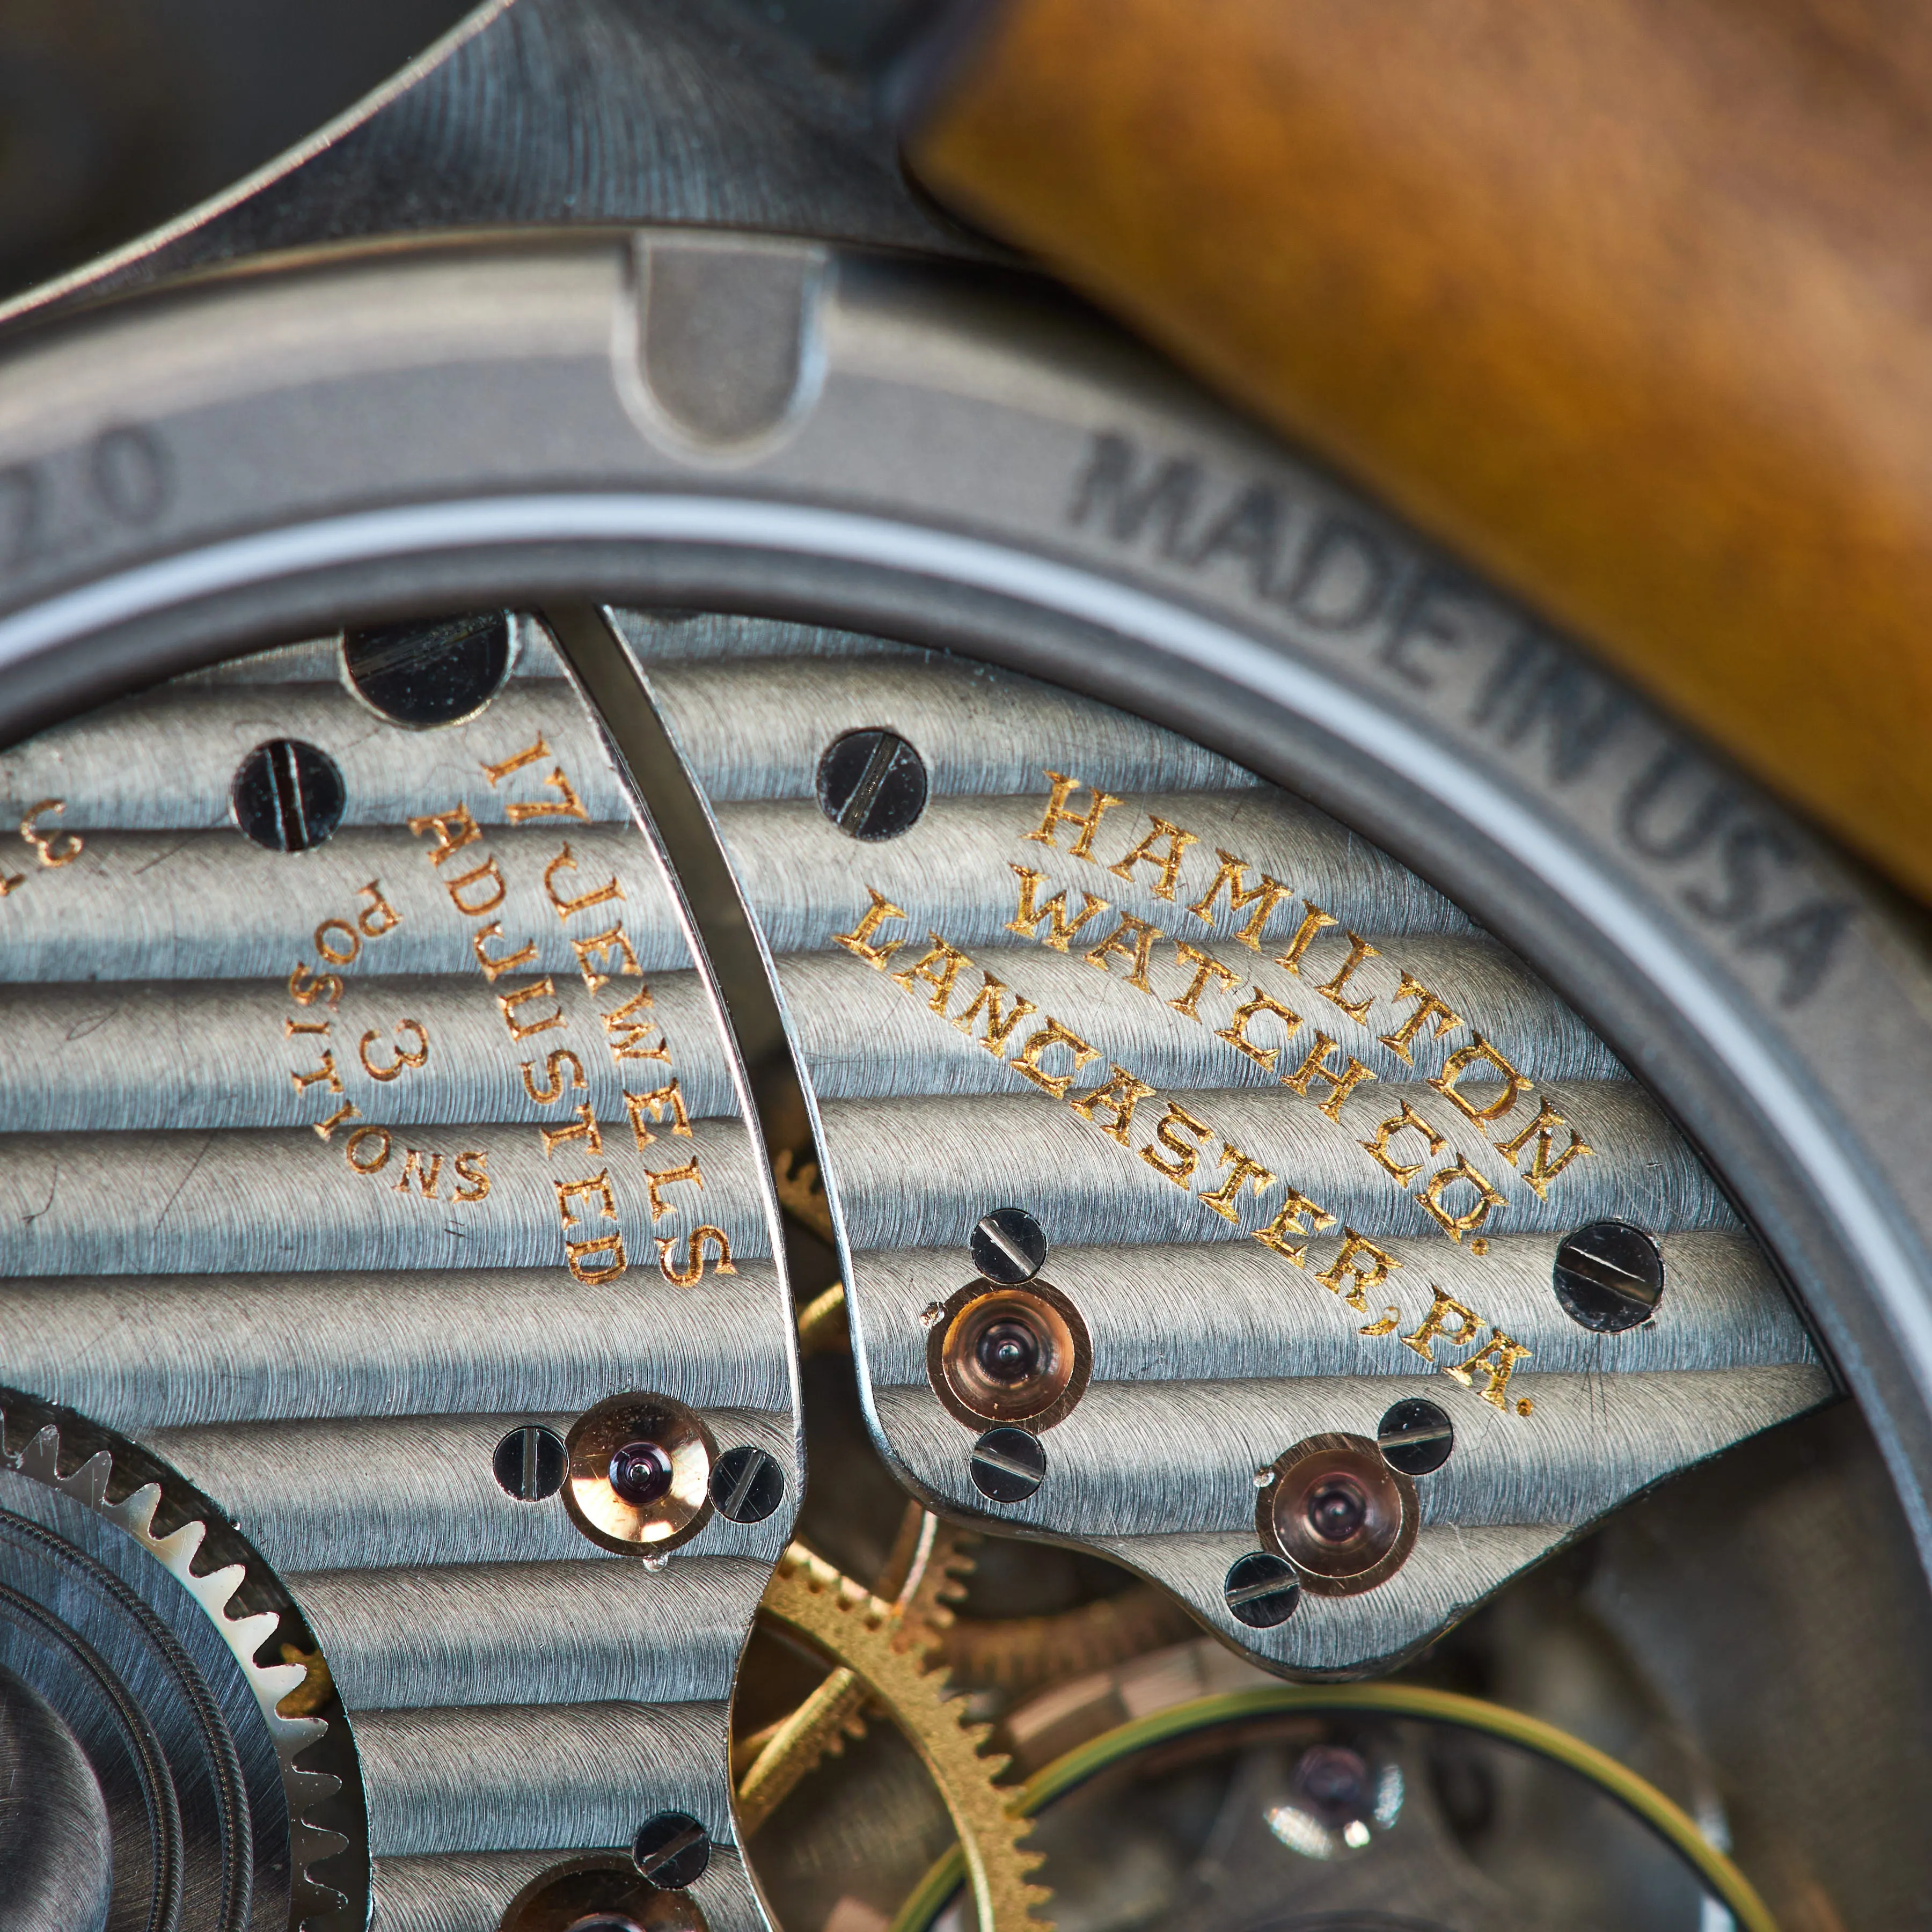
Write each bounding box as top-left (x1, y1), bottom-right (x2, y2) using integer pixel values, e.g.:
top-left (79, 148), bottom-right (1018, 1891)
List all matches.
top-left (910, 0), bottom-right (1932, 899)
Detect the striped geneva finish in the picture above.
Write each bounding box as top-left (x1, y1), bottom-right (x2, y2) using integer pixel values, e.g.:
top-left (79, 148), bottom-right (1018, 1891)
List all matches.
top-left (633, 611), bottom-right (1829, 1678)
top-left (0, 618), bottom-right (796, 1932)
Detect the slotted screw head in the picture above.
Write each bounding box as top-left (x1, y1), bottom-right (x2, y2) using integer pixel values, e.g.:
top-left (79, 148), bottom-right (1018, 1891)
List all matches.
top-left (969, 1425), bottom-right (1046, 1503)
top-left (231, 739), bottom-right (346, 852)
top-left (970, 1205), bottom-right (1048, 1285)
top-left (709, 1446), bottom-right (786, 1524)
top-left (1553, 1219), bottom-right (1665, 1332)
top-left (816, 728), bottom-right (928, 840)
top-left (1377, 1398), bottom-right (1455, 1476)
top-left (342, 610), bottom-right (511, 727)
top-left (632, 1811), bottom-right (711, 1889)
top-left (493, 1424), bottom-right (567, 1502)
top-left (1224, 1550), bottom-right (1301, 1628)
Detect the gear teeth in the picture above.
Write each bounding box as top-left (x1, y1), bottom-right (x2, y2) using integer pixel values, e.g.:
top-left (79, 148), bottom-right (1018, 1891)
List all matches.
top-left (890, 1512), bottom-right (982, 1658)
top-left (1, 1408), bottom-right (355, 1921)
top-left (295, 1814), bottom-right (349, 1860)
top-left (184, 1558), bottom-right (248, 1615)
top-left (104, 1478), bottom-right (164, 1539)
top-left (921, 1526), bottom-right (979, 1623)
top-left (736, 1663), bottom-right (876, 1834)
top-left (17, 1422), bottom-right (60, 1483)
top-left (148, 1511), bottom-right (208, 1570)
top-left (762, 1537), bottom-right (1055, 1930)
top-left (813, 1703), bottom-right (869, 1764)
top-left (259, 1657), bottom-right (311, 1704)
top-left (56, 1447), bottom-right (113, 1507)
top-left (273, 1707), bottom-right (328, 1752)
top-left (290, 1766), bottom-right (342, 1810)
top-left (293, 1836), bottom-right (352, 1931)
top-left (230, 1606), bottom-right (283, 1652)
top-left (294, 1814), bottom-right (350, 1868)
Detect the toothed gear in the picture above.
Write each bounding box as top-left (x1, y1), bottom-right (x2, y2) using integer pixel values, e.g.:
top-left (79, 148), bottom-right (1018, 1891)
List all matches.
top-left (0, 1388), bottom-right (363, 1930)
top-left (897, 1512), bottom-right (980, 1636)
top-left (942, 1585), bottom-right (1198, 1699)
top-left (738, 1507), bottom-right (978, 1835)
top-left (757, 1540), bottom-right (1051, 1932)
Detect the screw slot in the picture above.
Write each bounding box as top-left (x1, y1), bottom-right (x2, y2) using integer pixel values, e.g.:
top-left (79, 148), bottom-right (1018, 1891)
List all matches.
top-left (815, 727), bottom-right (928, 840)
top-left (493, 1424), bottom-right (567, 1502)
top-left (231, 739), bottom-right (345, 852)
top-left (1553, 1219), bottom-right (1665, 1332)
top-left (1377, 1397), bottom-right (1454, 1476)
top-left (969, 1425), bottom-right (1045, 1503)
top-left (708, 1446), bottom-right (787, 1524)
top-left (969, 1205), bottom-right (1048, 1285)
top-left (1223, 1550), bottom-right (1301, 1628)
top-left (632, 1811), bottom-right (711, 1890)
top-left (341, 611), bottom-right (513, 727)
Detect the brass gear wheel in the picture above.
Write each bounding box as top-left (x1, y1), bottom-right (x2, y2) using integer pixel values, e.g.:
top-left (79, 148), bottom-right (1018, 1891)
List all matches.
top-left (737, 1505), bottom-right (977, 1833)
top-left (752, 1535), bottom-right (1052, 1932)
top-left (942, 1585), bottom-right (1197, 1701)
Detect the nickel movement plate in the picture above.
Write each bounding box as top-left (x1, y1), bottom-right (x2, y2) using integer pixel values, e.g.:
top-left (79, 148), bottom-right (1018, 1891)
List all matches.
top-left (0, 224), bottom-right (1927, 1930)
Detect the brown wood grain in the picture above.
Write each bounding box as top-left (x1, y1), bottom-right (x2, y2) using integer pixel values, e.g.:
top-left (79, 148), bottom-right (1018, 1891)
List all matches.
top-left (910, 0), bottom-right (1932, 897)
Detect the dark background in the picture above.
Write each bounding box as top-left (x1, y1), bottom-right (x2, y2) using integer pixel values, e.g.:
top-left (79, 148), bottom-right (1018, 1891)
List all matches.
top-left (0, 0), bottom-right (473, 300)
top-left (0, 0), bottom-right (935, 305)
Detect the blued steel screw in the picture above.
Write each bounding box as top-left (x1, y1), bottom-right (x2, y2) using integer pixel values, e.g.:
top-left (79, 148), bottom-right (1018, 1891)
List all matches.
top-left (1223, 1550), bottom-right (1301, 1628)
top-left (231, 739), bottom-right (346, 852)
top-left (1553, 1219), bottom-right (1665, 1332)
top-left (709, 1446), bottom-right (786, 1523)
top-left (969, 1425), bottom-right (1046, 1503)
top-left (816, 728), bottom-right (928, 840)
top-left (632, 1810), bottom-right (711, 1889)
top-left (342, 611), bottom-right (512, 728)
top-left (492, 1423), bottom-right (567, 1502)
top-left (970, 1205), bottom-right (1048, 1285)
top-left (1377, 1397), bottom-right (1455, 1476)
